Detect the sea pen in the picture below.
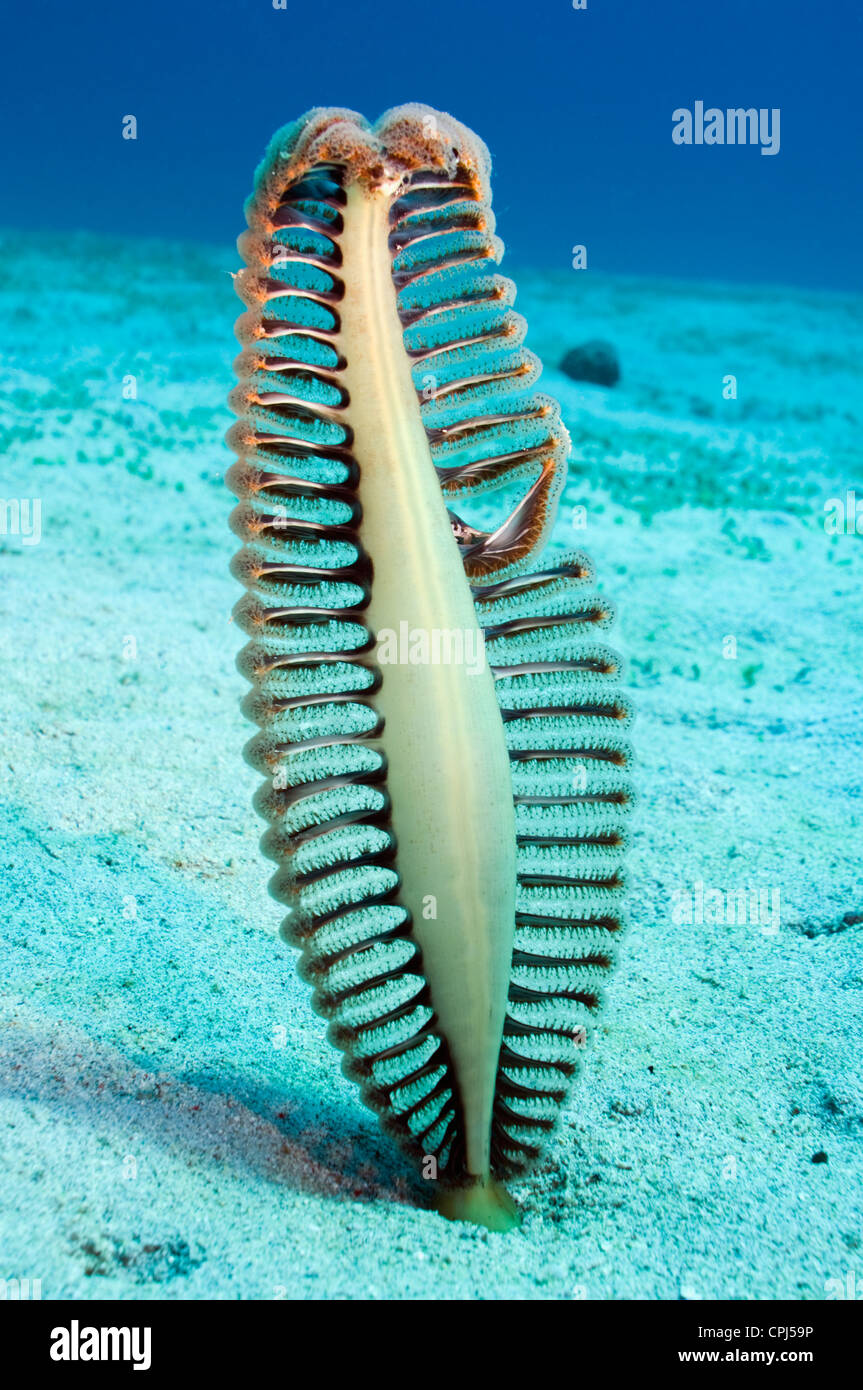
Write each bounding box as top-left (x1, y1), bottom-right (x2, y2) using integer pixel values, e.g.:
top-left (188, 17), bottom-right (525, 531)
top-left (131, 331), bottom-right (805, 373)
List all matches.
top-left (227, 106), bottom-right (633, 1230)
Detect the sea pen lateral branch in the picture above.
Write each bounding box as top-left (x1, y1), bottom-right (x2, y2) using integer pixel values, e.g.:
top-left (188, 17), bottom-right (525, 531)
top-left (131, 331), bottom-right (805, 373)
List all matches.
top-left (227, 105), bottom-right (634, 1232)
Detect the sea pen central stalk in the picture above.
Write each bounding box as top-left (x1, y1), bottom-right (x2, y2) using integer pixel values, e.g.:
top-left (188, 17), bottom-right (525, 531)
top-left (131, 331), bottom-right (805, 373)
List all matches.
top-left (338, 181), bottom-right (517, 1181)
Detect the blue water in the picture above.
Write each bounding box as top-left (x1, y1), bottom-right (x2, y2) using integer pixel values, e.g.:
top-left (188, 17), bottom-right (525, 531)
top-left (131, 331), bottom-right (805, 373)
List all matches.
top-left (2, 0), bottom-right (860, 289)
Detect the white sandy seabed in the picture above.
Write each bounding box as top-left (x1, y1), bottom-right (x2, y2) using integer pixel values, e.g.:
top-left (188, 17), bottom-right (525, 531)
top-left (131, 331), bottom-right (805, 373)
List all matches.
top-left (0, 229), bottom-right (861, 1300)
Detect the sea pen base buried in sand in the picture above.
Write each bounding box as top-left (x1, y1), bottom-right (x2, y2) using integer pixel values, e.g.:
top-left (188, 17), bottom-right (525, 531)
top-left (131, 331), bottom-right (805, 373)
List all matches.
top-left (227, 105), bottom-right (634, 1230)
